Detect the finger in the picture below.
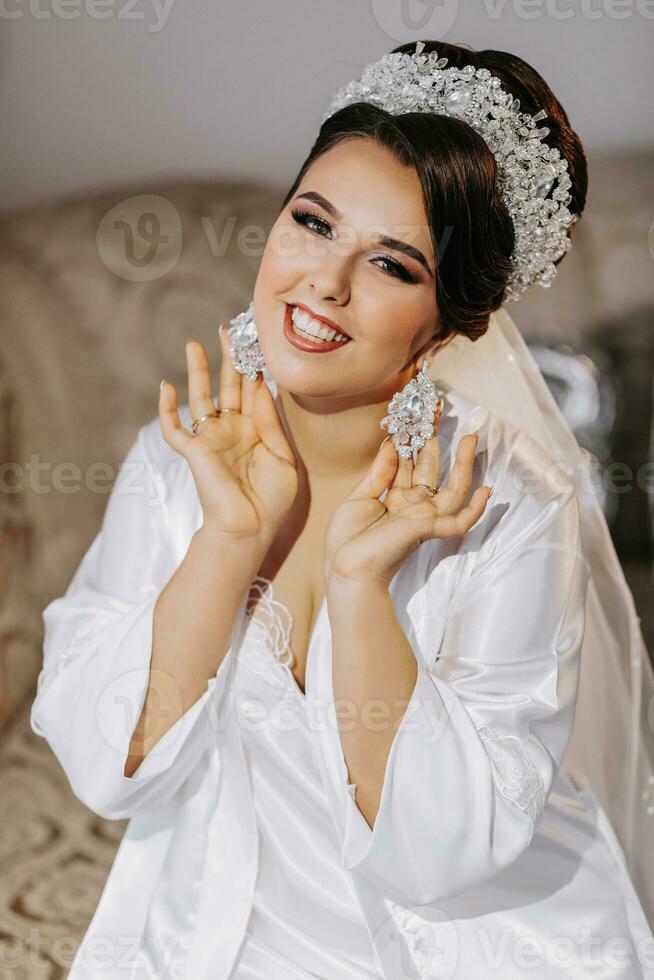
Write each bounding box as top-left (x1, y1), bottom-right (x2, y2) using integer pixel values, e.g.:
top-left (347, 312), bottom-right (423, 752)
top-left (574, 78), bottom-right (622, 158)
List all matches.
top-left (217, 324), bottom-right (242, 413)
top-left (186, 338), bottom-right (217, 422)
top-left (423, 485), bottom-right (492, 539)
top-left (441, 432), bottom-right (478, 510)
top-left (392, 451), bottom-right (414, 490)
top-left (412, 396), bottom-right (443, 489)
top-left (240, 370), bottom-right (262, 419)
top-left (392, 383), bottom-right (444, 491)
top-left (413, 398), bottom-right (443, 487)
top-left (348, 437), bottom-right (398, 501)
top-left (253, 381), bottom-right (296, 466)
top-left (159, 380), bottom-right (192, 456)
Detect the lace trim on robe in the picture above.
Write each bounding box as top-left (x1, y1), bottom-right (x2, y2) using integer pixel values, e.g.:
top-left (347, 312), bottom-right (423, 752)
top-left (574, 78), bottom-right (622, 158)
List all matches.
top-left (477, 724), bottom-right (546, 823)
top-left (241, 576), bottom-right (307, 709)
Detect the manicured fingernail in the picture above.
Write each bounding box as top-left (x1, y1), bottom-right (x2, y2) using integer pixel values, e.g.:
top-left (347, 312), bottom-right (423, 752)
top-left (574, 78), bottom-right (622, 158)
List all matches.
top-left (487, 485), bottom-right (494, 496)
top-left (160, 379), bottom-right (167, 391)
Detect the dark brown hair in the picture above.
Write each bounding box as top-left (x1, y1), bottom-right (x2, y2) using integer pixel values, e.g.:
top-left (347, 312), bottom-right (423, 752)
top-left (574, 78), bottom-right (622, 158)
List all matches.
top-left (280, 40), bottom-right (588, 344)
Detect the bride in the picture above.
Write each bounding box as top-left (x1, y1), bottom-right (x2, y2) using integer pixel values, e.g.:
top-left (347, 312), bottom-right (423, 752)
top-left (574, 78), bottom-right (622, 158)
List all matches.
top-left (31, 40), bottom-right (654, 980)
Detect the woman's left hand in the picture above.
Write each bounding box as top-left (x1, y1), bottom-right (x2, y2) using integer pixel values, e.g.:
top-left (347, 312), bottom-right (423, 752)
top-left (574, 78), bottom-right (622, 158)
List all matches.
top-left (323, 417), bottom-right (493, 589)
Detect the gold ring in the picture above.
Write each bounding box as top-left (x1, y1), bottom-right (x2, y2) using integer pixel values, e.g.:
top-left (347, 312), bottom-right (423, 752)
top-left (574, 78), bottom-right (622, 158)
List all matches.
top-left (191, 411), bottom-right (219, 434)
top-left (415, 483), bottom-right (440, 497)
top-left (191, 407), bottom-right (237, 434)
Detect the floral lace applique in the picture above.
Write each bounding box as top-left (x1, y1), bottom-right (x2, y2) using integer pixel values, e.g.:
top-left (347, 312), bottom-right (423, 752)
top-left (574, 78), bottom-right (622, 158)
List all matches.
top-left (477, 724), bottom-right (546, 823)
top-left (240, 576), bottom-right (306, 708)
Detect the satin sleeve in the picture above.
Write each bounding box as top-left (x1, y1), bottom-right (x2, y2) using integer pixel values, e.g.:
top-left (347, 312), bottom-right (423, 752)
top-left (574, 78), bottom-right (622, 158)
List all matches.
top-left (29, 423), bottom-right (236, 821)
top-left (335, 478), bottom-right (590, 906)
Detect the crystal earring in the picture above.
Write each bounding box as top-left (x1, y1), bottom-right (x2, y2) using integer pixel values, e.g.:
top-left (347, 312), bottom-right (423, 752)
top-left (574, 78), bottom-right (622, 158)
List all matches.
top-left (379, 359), bottom-right (444, 460)
top-left (226, 301), bottom-right (266, 381)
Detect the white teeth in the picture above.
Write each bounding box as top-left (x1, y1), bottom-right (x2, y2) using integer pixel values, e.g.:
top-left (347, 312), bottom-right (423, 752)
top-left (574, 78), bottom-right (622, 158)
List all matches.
top-left (291, 306), bottom-right (349, 343)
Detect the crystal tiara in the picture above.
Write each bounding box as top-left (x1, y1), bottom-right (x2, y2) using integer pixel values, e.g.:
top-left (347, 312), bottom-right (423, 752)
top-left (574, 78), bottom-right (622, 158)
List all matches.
top-left (322, 41), bottom-right (577, 302)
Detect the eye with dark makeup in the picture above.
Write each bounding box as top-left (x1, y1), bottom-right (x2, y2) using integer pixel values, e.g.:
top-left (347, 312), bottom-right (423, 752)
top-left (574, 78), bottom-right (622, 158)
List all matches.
top-left (290, 207), bottom-right (419, 284)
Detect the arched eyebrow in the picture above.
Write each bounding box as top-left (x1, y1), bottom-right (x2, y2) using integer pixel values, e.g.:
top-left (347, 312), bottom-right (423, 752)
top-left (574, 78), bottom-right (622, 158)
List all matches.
top-left (293, 191), bottom-right (434, 279)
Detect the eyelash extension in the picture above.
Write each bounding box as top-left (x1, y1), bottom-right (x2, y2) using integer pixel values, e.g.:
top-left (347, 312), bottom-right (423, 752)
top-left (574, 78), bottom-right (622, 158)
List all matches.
top-left (291, 208), bottom-right (333, 238)
top-left (290, 208), bottom-right (417, 283)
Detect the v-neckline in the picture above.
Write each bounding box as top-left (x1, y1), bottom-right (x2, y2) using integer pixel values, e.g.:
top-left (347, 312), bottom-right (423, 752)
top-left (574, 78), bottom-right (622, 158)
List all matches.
top-left (244, 575), bottom-right (327, 701)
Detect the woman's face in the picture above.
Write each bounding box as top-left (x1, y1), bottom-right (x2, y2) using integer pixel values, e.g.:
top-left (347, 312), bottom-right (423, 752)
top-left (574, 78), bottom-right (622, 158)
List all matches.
top-left (253, 137), bottom-right (440, 403)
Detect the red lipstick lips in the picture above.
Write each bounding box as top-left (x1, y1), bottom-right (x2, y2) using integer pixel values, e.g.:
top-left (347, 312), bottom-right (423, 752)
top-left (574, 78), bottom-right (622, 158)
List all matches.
top-left (284, 304), bottom-right (351, 353)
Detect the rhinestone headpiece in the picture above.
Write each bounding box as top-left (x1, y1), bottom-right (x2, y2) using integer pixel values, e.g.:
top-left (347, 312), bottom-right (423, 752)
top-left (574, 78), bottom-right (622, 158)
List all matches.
top-left (322, 42), bottom-right (577, 302)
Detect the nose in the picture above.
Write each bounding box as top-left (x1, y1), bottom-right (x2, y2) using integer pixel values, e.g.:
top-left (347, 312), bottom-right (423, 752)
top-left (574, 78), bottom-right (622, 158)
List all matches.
top-left (308, 255), bottom-right (350, 306)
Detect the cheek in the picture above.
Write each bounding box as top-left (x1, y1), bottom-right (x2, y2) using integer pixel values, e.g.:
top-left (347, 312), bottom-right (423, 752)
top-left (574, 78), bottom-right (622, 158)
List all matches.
top-left (260, 222), bottom-right (307, 283)
top-left (357, 287), bottom-right (429, 351)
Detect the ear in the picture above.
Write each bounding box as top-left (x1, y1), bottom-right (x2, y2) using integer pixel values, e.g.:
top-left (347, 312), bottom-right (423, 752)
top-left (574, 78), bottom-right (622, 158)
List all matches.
top-left (417, 329), bottom-right (456, 364)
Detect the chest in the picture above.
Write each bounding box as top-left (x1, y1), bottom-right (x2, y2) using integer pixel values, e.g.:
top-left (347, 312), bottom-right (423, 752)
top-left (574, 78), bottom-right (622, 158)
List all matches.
top-left (247, 522), bottom-right (327, 697)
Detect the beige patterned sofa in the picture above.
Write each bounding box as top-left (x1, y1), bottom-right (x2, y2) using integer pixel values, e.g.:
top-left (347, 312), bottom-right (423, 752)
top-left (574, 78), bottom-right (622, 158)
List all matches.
top-left (0, 155), bottom-right (652, 975)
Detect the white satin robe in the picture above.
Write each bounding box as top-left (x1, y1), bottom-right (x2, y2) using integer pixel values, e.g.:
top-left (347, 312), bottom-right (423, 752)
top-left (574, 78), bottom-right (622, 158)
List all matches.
top-left (30, 382), bottom-right (654, 980)
top-left (229, 582), bottom-right (384, 978)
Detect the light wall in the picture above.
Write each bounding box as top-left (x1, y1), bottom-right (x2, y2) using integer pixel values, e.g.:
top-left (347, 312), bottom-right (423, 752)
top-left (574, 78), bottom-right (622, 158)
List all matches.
top-left (1, 0), bottom-right (653, 212)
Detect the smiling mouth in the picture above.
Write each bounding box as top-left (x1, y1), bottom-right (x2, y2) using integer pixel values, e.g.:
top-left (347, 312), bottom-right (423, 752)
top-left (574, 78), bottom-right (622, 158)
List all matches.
top-left (284, 304), bottom-right (352, 351)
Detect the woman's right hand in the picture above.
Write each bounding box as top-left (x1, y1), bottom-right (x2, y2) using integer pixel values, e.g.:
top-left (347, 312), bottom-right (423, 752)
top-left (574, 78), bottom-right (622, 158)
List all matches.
top-left (159, 325), bottom-right (298, 549)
